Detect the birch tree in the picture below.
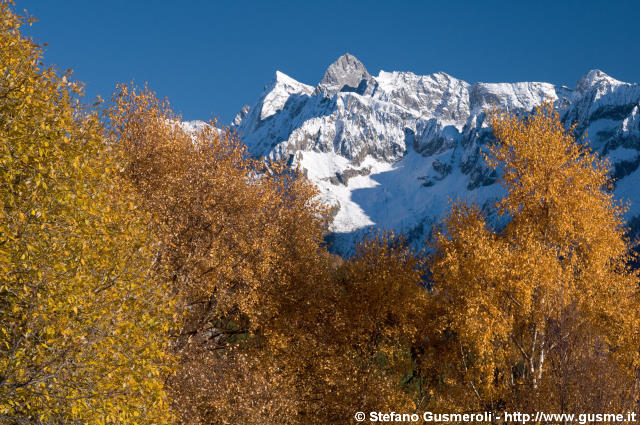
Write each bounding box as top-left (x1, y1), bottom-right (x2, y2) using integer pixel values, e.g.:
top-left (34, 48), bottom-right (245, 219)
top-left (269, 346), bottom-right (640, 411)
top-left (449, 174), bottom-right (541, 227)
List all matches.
top-left (424, 103), bottom-right (640, 414)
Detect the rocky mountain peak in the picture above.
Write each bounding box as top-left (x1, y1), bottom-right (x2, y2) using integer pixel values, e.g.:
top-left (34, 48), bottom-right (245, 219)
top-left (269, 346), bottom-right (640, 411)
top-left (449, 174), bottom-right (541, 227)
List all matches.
top-left (226, 59), bottom-right (640, 255)
top-left (259, 71), bottom-right (314, 120)
top-left (576, 69), bottom-right (623, 93)
top-left (318, 53), bottom-right (371, 96)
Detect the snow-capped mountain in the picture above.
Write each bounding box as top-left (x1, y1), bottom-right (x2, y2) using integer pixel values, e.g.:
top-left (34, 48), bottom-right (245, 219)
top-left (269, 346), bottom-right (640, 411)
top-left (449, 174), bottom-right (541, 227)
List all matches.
top-left (227, 54), bottom-right (640, 255)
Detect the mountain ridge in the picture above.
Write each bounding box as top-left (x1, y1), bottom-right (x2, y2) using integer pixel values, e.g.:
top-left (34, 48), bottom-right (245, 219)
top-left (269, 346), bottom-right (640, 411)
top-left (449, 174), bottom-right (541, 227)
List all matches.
top-left (207, 54), bottom-right (640, 255)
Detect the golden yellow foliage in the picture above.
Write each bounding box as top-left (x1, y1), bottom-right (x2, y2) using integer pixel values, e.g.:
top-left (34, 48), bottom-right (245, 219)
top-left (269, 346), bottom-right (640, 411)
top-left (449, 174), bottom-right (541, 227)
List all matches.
top-left (108, 87), bottom-right (426, 424)
top-left (424, 103), bottom-right (640, 414)
top-left (0, 3), bottom-right (176, 424)
top-left (7, 3), bottom-right (636, 420)
top-left (12, 0), bottom-right (640, 422)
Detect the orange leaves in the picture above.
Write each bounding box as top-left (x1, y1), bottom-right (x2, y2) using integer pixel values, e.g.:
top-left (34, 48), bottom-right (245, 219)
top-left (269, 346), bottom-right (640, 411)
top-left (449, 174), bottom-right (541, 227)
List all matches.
top-left (7, 0), bottom-right (636, 419)
top-left (106, 85), bottom-right (431, 424)
top-left (425, 103), bottom-right (640, 414)
top-left (107, 85), bottom-right (330, 423)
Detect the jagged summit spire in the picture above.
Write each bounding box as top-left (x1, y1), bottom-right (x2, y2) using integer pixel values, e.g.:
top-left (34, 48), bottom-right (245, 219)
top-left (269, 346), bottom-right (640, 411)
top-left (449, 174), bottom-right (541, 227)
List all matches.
top-left (576, 69), bottom-right (623, 93)
top-left (318, 53), bottom-right (371, 96)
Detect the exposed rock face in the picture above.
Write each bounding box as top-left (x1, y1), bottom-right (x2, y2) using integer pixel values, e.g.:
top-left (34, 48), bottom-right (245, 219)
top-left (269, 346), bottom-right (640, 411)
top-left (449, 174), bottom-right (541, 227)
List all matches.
top-left (222, 55), bottom-right (640, 255)
top-left (318, 53), bottom-right (372, 96)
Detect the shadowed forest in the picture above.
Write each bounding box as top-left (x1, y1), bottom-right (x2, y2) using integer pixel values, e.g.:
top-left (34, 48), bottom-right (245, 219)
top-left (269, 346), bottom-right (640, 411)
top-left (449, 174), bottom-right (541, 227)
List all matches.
top-left (1, 4), bottom-right (639, 424)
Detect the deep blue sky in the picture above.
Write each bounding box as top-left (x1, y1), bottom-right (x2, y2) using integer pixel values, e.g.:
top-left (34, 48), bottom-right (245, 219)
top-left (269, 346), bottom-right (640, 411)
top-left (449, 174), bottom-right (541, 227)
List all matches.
top-left (22, 0), bottom-right (640, 123)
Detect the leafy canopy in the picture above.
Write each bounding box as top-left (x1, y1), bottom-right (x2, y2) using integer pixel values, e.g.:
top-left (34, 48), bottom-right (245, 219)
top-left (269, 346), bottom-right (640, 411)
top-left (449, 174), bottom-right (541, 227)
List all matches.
top-left (0, 3), bottom-right (177, 424)
top-left (424, 103), bottom-right (640, 413)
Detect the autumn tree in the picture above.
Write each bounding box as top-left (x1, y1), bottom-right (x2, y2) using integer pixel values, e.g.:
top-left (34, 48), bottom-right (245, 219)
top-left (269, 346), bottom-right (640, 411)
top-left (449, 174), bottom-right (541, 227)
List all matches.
top-left (331, 234), bottom-right (430, 413)
top-left (0, 3), bottom-right (176, 424)
top-left (423, 103), bottom-right (640, 414)
top-left (108, 87), bottom-right (427, 424)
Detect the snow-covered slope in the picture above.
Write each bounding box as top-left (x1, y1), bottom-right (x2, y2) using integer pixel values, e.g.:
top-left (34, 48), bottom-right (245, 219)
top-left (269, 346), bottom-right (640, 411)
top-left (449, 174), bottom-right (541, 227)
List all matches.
top-left (227, 54), bottom-right (640, 255)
